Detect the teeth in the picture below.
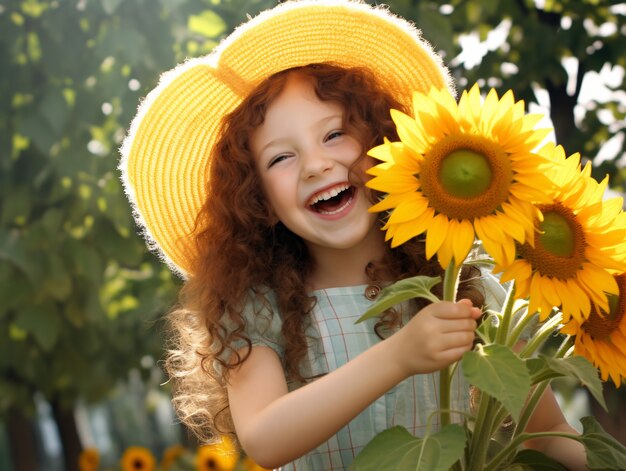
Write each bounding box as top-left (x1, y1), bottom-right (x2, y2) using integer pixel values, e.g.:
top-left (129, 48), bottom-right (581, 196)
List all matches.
top-left (309, 184), bottom-right (350, 205)
top-left (317, 198), bottom-right (353, 215)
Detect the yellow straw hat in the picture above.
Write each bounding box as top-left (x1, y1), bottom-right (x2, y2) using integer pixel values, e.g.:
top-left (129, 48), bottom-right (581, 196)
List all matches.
top-left (120, 0), bottom-right (453, 277)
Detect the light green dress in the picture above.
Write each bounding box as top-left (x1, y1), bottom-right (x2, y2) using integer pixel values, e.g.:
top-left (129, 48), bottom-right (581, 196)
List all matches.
top-left (239, 274), bottom-right (506, 470)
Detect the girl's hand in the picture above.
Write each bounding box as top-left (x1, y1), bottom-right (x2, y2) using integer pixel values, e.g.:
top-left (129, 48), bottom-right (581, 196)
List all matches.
top-left (389, 299), bottom-right (481, 377)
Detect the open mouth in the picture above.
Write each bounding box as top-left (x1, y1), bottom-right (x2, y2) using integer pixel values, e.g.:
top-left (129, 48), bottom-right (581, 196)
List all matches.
top-left (308, 184), bottom-right (356, 215)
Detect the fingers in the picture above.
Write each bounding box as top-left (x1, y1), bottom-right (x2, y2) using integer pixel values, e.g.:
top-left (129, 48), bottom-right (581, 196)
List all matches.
top-left (436, 346), bottom-right (474, 365)
top-left (418, 330), bottom-right (475, 369)
top-left (440, 317), bottom-right (477, 334)
top-left (436, 331), bottom-right (476, 351)
top-left (429, 299), bottom-right (481, 321)
top-left (457, 298), bottom-right (483, 319)
top-left (398, 300), bottom-right (481, 374)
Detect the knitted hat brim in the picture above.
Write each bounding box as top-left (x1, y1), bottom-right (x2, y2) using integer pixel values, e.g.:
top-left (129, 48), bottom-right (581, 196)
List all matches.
top-left (120, 0), bottom-right (452, 277)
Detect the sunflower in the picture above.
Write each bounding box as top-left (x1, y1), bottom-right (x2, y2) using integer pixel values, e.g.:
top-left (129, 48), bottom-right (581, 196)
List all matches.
top-left (561, 273), bottom-right (626, 387)
top-left (161, 444), bottom-right (186, 470)
top-left (195, 436), bottom-right (238, 471)
top-left (78, 447), bottom-right (100, 471)
top-left (367, 84), bottom-right (553, 268)
top-left (496, 143), bottom-right (626, 324)
top-left (120, 446), bottom-right (156, 471)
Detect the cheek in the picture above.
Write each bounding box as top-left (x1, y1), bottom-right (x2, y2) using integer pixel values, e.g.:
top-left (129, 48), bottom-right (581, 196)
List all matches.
top-left (260, 175), bottom-right (292, 215)
top-left (349, 153), bottom-right (375, 187)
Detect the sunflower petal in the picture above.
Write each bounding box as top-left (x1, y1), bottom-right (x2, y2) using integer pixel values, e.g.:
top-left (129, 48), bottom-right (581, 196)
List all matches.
top-left (451, 219), bottom-right (475, 265)
top-left (425, 214), bottom-right (449, 260)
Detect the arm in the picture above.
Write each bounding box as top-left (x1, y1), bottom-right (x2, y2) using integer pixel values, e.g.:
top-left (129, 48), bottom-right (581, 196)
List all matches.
top-left (227, 299), bottom-right (481, 469)
top-left (524, 386), bottom-right (589, 471)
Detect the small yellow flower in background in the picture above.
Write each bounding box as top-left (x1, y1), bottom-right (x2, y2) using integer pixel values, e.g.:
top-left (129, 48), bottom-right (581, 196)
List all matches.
top-left (367, 84), bottom-right (553, 268)
top-left (196, 436), bottom-right (238, 471)
top-left (241, 455), bottom-right (271, 471)
top-left (120, 446), bottom-right (156, 471)
top-left (161, 444), bottom-right (186, 470)
top-left (561, 273), bottom-right (626, 387)
top-left (78, 447), bottom-right (100, 471)
top-left (496, 143), bottom-right (626, 323)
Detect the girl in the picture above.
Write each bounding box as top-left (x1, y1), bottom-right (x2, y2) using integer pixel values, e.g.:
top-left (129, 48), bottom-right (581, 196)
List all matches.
top-left (121, 1), bottom-right (587, 469)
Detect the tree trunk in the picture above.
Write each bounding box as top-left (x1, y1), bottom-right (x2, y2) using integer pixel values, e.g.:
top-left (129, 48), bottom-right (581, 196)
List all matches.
top-left (50, 397), bottom-right (82, 471)
top-left (546, 79), bottom-right (579, 152)
top-left (6, 406), bottom-right (37, 471)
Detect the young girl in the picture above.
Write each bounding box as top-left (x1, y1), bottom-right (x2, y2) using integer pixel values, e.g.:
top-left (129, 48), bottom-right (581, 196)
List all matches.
top-left (121, 1), bottom-right (588, 469)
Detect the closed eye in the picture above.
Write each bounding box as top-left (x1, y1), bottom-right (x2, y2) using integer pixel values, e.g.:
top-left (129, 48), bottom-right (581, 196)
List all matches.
top-left (268, 153), bottom-right (292, 168)
top-left (325, 130), bottom-right (345, 141)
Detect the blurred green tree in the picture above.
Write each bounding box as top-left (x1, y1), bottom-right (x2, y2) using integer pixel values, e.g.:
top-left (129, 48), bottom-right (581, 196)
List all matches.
top-left (0, 0), bottom-right (264, 469)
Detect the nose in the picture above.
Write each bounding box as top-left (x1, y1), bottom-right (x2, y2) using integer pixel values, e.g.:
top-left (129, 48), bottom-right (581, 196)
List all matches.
top-left (301, 146), bottom-right (334, 180)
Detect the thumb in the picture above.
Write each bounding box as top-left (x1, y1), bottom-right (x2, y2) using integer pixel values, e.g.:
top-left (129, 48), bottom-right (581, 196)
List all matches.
top-left (457, 298), bottom-right (482, 319)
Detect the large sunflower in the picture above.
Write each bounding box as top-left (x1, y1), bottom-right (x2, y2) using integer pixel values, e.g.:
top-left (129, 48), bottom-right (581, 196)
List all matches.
top-left (367, 84), bottom-right (553, 268)
top-left (496, 143), bottom-right (626, 324)
top-left (561, 273), bottom-right (626, 387)
top-left (120, 446), bottom-right (156, 471)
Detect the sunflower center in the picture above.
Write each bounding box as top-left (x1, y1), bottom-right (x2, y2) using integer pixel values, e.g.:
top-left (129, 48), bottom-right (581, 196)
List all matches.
top-left (420, 134), bottom-right (513, 220)
top-left (538, 212), bottom-right (575, 257)
top-left (518, 203), bottom-right (586, 279)
top-left (440, 149), bottom-right (492, 197)
top-left (582, 274), bottom-right (626, 340)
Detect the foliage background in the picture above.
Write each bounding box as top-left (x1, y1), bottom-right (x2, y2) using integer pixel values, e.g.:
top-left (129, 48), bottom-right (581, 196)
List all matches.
top-left (0, 0), bottom-right (624, 470)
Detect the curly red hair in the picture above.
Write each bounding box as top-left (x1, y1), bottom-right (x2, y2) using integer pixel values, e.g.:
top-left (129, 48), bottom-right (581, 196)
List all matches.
top-left (165, 64), bottom-right (484, 442)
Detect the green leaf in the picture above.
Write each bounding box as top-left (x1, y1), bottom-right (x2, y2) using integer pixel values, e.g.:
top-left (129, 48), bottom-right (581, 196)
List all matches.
top-left (0, 229), bottom-right (43, 284)
top-left (510, 449), bottom-right (568, 470)
top-left (350, 425), bottom-right (466, 471)
top-left (65, 241), bottom-right (103, 284)
top-left (580, 416), bottom-right (626, 470)
top-left (39, 86), bottom-right (69, 135)
top-left (0, 263), bottom-right (31, 319)
top-left (1, 186), bottom-right (32, 225)
top-left (102, 0), bottom-right (124, 15)
top-left (14, 304), bottom-right (61, 351)
top-left (475, 311), bottom-right (499, 344)
top-left (526, 355), bottom-right (606, 411)
top-left (20, 111), bottom-right (57, 152)
top-left (356, 275), bottom-right (441, 323)
top-left (43, 252), bottom-right (72, 301)
top-left (188, 11), bottom-right (227, 38)
top-left (41, 208), bottom-right (64, 235)
top-left (462, 344), bottom-right (531, 420)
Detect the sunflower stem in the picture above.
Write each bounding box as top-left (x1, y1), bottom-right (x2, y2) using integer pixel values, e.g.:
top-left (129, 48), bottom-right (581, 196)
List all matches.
top-left (505, 302), bottom-right (533, 348)
top-left (440, 260), bottom-right (462, 428)
top-left (495, 280), bottom-right (516, 344)
top-left (502, 334), bottom-right (574, 466)
top-left (555, 334), bottom-right (574, 358)
top-left (518, 312), bottom-right (562, 359)
top-left (484, 431), bottom-right (581, 471)
top-left (468, 392), bottom-right (497, 471)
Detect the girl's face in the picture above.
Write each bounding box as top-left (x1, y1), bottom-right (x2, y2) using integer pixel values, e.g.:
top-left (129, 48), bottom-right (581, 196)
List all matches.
top-left (250, 73), bottom-right (380, 257)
